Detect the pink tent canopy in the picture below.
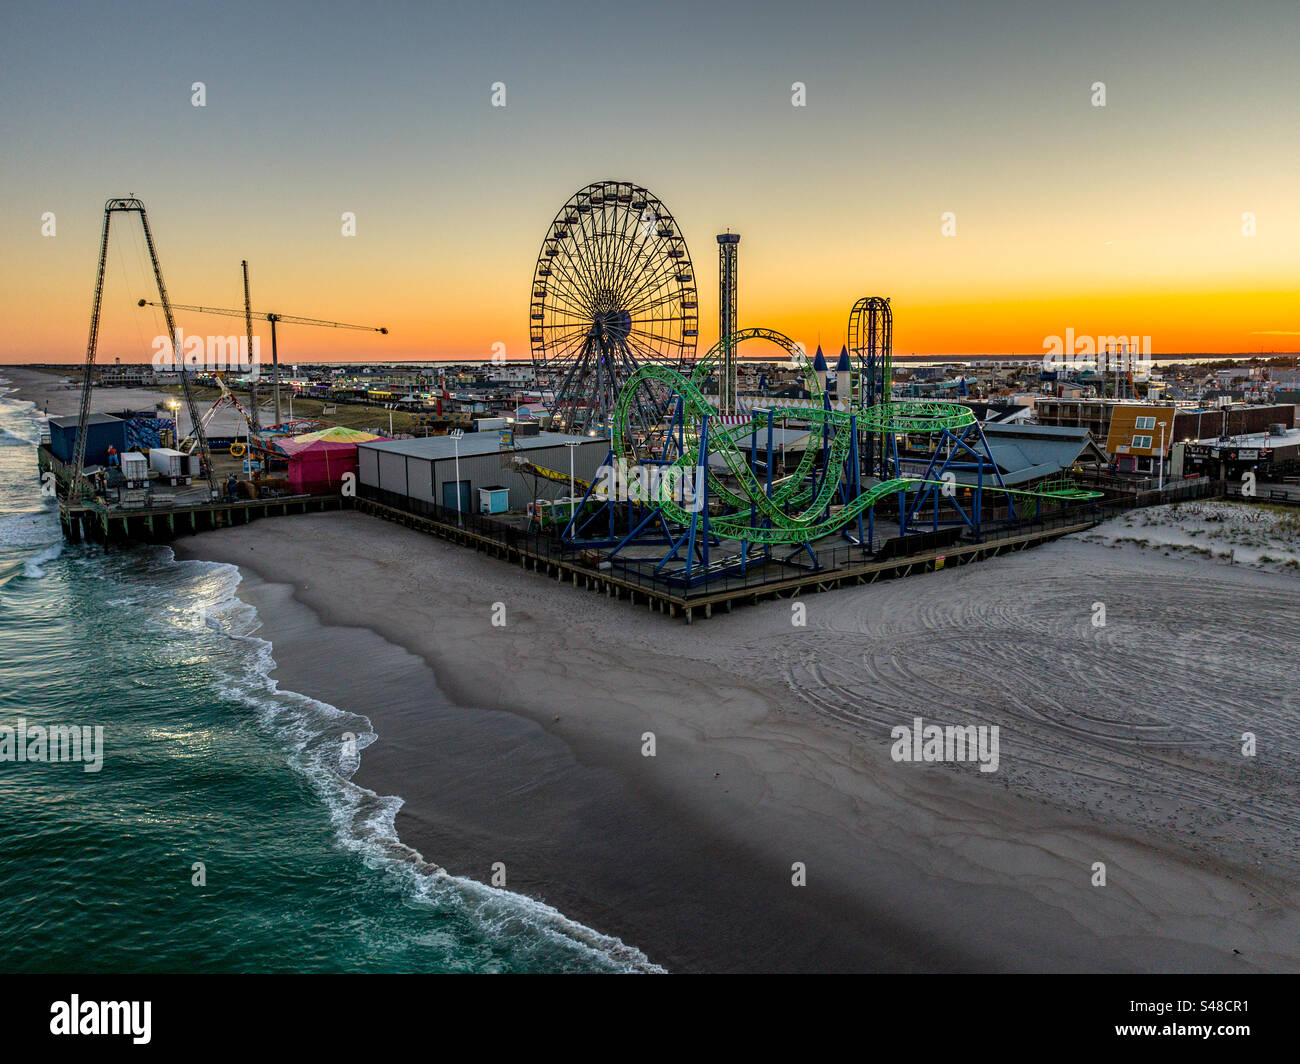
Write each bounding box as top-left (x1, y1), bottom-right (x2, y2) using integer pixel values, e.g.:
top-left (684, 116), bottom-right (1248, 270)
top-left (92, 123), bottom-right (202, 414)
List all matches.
top-left (278, 429), bottom-right (387, 494)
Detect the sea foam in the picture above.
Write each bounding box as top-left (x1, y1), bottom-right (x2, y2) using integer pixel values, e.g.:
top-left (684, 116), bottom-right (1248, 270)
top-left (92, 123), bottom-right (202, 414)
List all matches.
top-left (169, 553), bottom-right (663, 973)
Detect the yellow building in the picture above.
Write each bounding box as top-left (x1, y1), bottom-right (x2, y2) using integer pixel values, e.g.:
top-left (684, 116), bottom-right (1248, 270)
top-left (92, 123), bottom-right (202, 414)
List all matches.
top-left (1105, 404), bottom-right (1177, 474)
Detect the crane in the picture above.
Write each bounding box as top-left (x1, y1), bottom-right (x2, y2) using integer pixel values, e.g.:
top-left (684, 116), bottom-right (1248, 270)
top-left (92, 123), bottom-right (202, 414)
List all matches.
top-left (137, 295), bottom-right (388, 426)
top-left (74, 198), bottom-right (216, 497)
top-left (241, 260), bottom-right (259, 433)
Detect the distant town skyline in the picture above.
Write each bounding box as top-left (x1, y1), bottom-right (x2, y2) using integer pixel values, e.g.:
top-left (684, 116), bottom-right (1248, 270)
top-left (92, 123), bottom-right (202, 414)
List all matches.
top-left (3, 0), bottom-right (1296, 365)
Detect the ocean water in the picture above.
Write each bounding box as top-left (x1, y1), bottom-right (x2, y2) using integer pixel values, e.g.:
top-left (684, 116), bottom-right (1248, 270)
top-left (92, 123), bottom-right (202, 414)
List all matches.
top-left (0, 379), bottom-right (655, 973)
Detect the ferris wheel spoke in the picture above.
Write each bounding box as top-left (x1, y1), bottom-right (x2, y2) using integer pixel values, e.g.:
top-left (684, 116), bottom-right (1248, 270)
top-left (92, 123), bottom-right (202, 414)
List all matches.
top-left (539, 338), bottom-right (591, 371)
top-left (582, 208), bottom-right (619, 293)
top-left (627, 317), bottom-right (689, 332)
top-left (610, 204), bottom-right (659, 300)
top-left (537, 283), bottom-right (596, 322)
top-left (614, 231), bottom-right (670, 299)
top-left (624, 316), bottom-right (687, 343)
top-left (538, 313), bottom-right (595, 338)
top-left (617, 250), bottom-right (682, 319)
top-left (622, 329), bottom-right (667, 367)
top-left (608, 214), bottom-right (673, 317)
top-left (552, 348), bottom-right (591, 411)
top-left (552, 212), bottom-right (611, 308)
top-left (626, 324), bottom-right (680, 351)
top-left (539, 313), bottom-right (595, 343)
top-left (541, 211), bottom-right (600, 310)
top-left (548, 243), bottom-right (601, 312)
top-left (621, 287), bottom-right (686, 319)
top-left (540, 311), bottom-right (595, 342)
top-left (599, 193), bottom-right (661, 306)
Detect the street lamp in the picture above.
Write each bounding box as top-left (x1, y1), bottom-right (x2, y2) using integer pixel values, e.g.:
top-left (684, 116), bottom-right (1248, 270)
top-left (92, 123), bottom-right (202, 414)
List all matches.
top-left (449, 428), bottom-right (464, 526)
top-left (564, 440), bottom-right (581, 523)
top-left (169, 399), bottom-right (181, 445)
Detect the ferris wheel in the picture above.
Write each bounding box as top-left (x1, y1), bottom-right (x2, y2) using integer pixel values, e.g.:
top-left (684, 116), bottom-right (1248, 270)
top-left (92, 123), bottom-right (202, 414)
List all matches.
top-left (529, 181), bottom-right (698, 438)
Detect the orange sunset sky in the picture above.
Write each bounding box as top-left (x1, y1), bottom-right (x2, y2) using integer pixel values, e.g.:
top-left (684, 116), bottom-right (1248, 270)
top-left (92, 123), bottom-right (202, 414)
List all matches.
top-left (2, 0), bottom-right (1297, 365)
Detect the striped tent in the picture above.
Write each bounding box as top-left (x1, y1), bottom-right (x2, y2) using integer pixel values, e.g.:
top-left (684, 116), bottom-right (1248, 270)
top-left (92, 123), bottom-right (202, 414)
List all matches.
top-left (276, 426), bottom-right (388, 494)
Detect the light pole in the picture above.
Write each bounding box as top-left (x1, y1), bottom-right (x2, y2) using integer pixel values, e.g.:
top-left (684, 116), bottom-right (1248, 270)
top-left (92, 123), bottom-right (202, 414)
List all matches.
top-left (449, 428), bottom-right (464, 526)
top-left (169, 399), bottom-right (181, 445)
top-left (1157, 421), bottom-right (1167, 491)
top-left (564, 440), bottom-right (580, 523)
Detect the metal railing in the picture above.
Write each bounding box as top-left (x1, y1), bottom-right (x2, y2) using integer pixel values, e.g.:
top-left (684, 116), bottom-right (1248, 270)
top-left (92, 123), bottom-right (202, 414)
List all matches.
top-left (1224, 484), bottom-right (1300, 507)
top-left (358, 486), bottom-right (1110, 599)
top-left (358, 477), bottom-right (1229, 599)
top-left (1073, 470), bottom-right (1164, 493)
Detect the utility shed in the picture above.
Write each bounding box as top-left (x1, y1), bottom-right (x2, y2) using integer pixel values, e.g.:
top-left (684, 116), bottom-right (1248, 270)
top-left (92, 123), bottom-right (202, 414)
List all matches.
top-left (961, 423), bottom-right (1108, 486)
top-left (47, 413), bottom-right (126, 467)
top-left (357, 431), bottom-right (608, 514)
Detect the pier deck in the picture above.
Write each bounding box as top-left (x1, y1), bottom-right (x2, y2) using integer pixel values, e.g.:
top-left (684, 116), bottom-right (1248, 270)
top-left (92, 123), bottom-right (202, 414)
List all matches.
top-left (60, 493), bottom-right (347, 544)
top-left (49, 465), bottom-right (1227, 621)
top-left (352, 495), bottom-right (1098, 622)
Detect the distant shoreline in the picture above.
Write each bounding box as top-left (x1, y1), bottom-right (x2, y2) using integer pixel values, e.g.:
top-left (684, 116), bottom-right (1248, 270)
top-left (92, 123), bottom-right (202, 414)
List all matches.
top-left (6, 351), bottom-right (1299, 370)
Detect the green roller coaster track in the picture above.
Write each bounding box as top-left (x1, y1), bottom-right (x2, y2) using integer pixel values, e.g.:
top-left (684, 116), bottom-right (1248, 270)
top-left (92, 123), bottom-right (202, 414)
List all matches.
top-left (611, 327), bottom-right (1100, 546)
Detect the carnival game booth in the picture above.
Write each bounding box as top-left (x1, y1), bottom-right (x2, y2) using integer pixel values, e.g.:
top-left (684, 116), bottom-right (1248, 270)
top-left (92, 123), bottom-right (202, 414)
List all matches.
top-left (276, 426), bottom-right (387, 494)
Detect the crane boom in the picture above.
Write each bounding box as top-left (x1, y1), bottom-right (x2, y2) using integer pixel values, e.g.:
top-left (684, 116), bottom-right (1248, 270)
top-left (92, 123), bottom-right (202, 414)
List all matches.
top-left (240, 262), bottom-right (260, 432)
top-left (137, 295), bottom-right (388, 429)
top-left (137, 299), bottom-right (388, 332)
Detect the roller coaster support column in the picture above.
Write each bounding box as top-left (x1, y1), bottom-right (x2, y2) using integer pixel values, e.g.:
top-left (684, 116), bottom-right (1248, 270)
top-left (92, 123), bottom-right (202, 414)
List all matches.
top-left (686, 414), bottom-right (712, 581)
top-left (818, 390), bottom-right (833, 516)
top-left (840, 414), bottom-right (865, 547)
top-left (890, 425), bottom-right (909, 537)
top-left (739, 407), bottom-right (777, 574)
top-left (764, 407), bottom-right (775, 567)
top-left (662, 395), bottom-right (687, 462)
top-left (568, 449), bottom-right (683, 551)
top-left (904, 421), bottom-right (1010, 542)
top-left (654, 414), bottom-right (713, 583)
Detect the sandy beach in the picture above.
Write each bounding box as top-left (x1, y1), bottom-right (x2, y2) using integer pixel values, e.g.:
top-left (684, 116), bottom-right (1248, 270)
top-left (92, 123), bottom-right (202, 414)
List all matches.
top-left (0, 366), bottom-right (176, 422)
top-left (165, 506), bottom-right (1300, 973)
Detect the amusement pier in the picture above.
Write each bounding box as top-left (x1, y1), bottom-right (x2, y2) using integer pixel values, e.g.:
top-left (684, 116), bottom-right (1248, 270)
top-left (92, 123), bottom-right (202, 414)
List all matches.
top-left (40, 184), bottom-right (1272, 619)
